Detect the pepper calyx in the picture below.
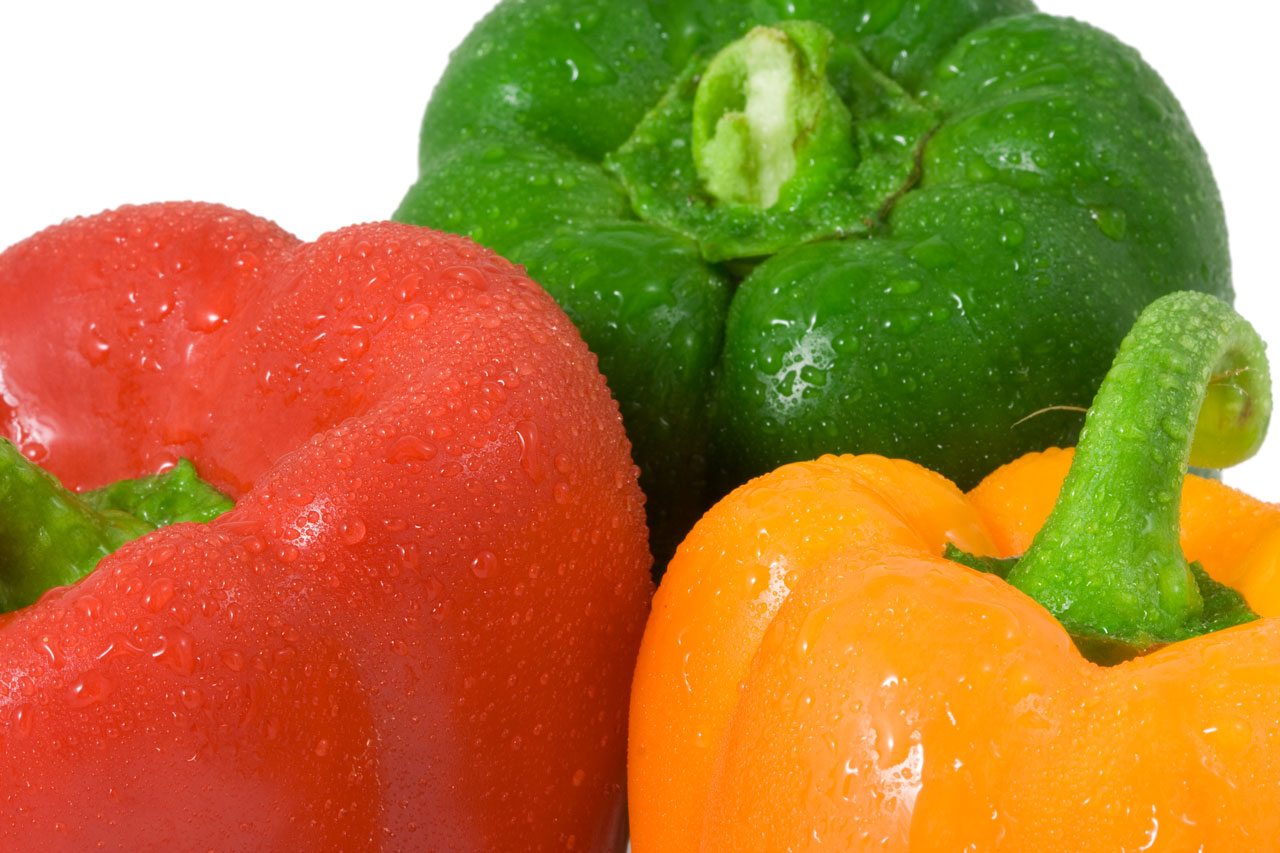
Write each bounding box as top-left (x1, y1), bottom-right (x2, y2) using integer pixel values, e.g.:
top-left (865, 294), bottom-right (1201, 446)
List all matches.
top-left (951, 292), bottom-right (1270, 663)
top-left (0, 440), bottom-right (234, 613)
top-left (604, 21), bottom-right (934, 262)
top-left (945, 544), bottom-right (1256, 665)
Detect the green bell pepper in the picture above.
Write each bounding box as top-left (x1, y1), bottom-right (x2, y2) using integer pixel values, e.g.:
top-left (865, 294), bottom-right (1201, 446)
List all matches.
top-left (395, 1), bottom-right (1230, 562)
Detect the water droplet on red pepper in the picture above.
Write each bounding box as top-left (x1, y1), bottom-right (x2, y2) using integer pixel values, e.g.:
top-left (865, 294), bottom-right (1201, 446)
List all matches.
top-left (396, 273), bottom-right (424, 302)
top-left (12, 704), bottom-right (34, 737)
top-left (444, 265), bottom-right (488, 292)
top-left (33, 635), bottom-right (64, 669)
top-left (179, 686), bottom-right (204, 710)
top-left (399, 304), bottom-right (432, 330)
top-left (388, 435), bottom-right (436, 464)
top-left (471, 551), bottom-right (498, 579)
top-left (340, 517), bottom-right (367, 545)
top-left (516, 421), bottom-right (544, 482)
top-left (142, 578), bottom-right (176, 613)
top-left (219, 649), bottom-right (245, 672)
top-left (77, 322), bottom-right (111, 365)
top-left (152, 627), bottom-right (196, 676)
top-left (68, 671), bottom-right (115, 709)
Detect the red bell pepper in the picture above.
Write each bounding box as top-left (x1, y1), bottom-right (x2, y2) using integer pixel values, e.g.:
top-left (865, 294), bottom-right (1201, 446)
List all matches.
top-left (0, 202), bottom-right (652, 850)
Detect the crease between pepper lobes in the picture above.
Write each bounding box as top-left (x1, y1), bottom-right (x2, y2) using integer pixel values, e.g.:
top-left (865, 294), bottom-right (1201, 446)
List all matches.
top-left (629, 291), bottom-right (1277, 850)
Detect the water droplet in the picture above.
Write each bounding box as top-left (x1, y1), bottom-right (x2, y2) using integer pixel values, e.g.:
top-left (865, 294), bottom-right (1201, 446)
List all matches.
top-left (1090, 205), bottom-right (1128, 241)
top-left (443, 266), bottom-right (489, 292)
top-left (340, 516), bottom-right (367, 545)
top-left (152, 627), bottom-right (196, 676)
top-left (77, 323), bottom-right (111, 365)
top-left (73, 594), bottom-right (103, 622)
top-left (966, 157), bottom-right (997, 182)
top-left (399, 304), bottom-right (432, 330)
top-left (884, 310), bottom-right (923, 336)
top-left (96, 632), bottom-right (142, 661)
top-left (1202, 716), bottom-right (1253, 754)
top-left (142, 578), bottom-right (176, 613)
top-left (471, 551), bottom-right (498, 579)
top-left (34, 635), bottom-right (64, 669)
top-left (180, 686), bottom-right (204, 710)
top-left (12, 704), bottom-right (34, 737)
top-left (999, 220), bottom-right (1025, 248)
top-left (908, 236), bottom-right (957, 270)
top-left (396, 273), bottom-right (424, 302)
top-left (185, 284), bottom-right (236, 333)
top-left (516, 421), bottom-right (544, 482)
top-left (68, 671), bottom-right (115, 709)
top-left (386, 435), bottom-right (437, 461)
top-left (800, 364), bottom-right (828, 388)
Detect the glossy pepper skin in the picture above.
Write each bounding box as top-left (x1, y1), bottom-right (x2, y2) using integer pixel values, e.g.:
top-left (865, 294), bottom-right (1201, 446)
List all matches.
top-left (629, 293), bottom-right (1276, 851)
top-left (395, 0), bottom-right (1229, 561)
top-left (0, 203), bottom-right (652, 851)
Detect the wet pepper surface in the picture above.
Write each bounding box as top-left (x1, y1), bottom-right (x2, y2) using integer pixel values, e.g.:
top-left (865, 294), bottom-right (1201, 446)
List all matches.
top-left (397, 0), bottom-right (1230, 560)
top-left (0, 203), bottom-right (652, 850)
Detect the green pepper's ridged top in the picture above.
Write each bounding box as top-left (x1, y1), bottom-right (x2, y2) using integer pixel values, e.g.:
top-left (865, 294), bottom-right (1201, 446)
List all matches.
top-left (396, 0), bottom-right (1229, 564)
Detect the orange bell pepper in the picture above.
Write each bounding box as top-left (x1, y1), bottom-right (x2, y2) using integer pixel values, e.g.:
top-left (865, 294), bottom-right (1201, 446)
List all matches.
top-left (629, 292), bottom-right (1279, 851)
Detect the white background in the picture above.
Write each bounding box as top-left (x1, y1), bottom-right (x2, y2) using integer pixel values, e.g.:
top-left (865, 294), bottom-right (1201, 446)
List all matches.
top-left (0, 1), bottom-right (1275, 499)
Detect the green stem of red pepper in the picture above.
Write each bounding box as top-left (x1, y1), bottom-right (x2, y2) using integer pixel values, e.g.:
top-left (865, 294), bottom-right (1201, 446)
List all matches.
top-left (1002, 292), bottom-right (1271, 659)
top-left (0, 440), bottom-right (233, 613)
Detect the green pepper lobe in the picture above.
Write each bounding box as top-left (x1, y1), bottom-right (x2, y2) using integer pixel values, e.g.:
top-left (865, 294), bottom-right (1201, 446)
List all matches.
top-left (0, 440), bottom-right (233, 613)
top-left (395, 1), bottom-right (1230, 567)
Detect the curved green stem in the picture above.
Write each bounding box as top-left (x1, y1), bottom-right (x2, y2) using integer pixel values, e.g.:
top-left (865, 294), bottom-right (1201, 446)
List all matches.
top-left (1005, 292), bottom-right (1270, 653)
top-left (0, 440), bottom-right (233, 613)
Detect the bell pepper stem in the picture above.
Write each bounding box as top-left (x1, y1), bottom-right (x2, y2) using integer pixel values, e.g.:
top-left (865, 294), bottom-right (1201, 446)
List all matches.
top-left (0, 440), bottom-right (233, 613)
top-left (1005, 292), bottom-right (1271, 650)
top-left (692, 21), bottom-right (836, 209)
